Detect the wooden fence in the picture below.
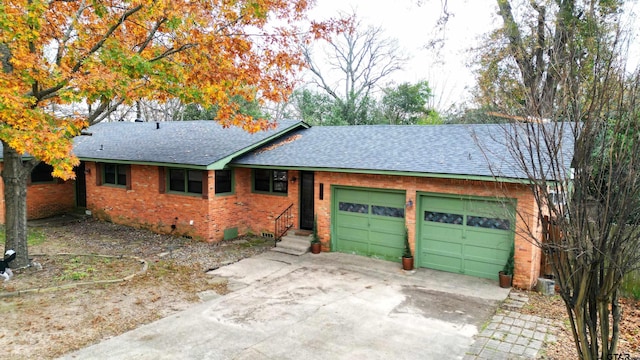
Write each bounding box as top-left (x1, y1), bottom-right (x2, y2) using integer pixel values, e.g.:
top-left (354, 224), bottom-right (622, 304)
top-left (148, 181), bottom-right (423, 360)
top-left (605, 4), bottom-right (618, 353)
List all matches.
top-left (540, 215), bottom-right (562, 278)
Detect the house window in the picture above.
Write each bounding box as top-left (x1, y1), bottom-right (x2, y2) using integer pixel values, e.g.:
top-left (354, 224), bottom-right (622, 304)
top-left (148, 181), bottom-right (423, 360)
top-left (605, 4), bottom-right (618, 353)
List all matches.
top-left (253, 169), bottom-right (288, 194)
top-left (103, 163), bottom-right (128, 186)
top-left (548, 190), bottom-right (567, 208)
top-left (254, 169), bottom-right (271, 192)
top-left (169, 168), bottom-right (203, 194)
top-left (31, 163), bottom-right (54, 183)
top-left (215, 170), bottom-right (233, 194)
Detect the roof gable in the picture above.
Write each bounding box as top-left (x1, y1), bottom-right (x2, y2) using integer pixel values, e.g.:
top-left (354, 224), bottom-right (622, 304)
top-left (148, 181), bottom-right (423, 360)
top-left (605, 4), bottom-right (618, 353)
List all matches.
top-left (72, 120), bottom-right (307, 168)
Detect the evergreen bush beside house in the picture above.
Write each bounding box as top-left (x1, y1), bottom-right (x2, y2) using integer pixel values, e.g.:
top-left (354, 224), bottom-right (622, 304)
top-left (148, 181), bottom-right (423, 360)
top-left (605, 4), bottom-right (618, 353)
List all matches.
top-left (403, 227), bottom-right (412, 258)
top-left (311, 216), bottom-right (320, 244)
top-left (503, 245), bottom-right (515, 276)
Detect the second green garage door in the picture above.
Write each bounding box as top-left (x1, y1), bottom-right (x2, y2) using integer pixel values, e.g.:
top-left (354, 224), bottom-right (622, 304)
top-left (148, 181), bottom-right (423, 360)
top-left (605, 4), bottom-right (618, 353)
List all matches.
top-left (418, 195), bottom-right (515, 280)
top-left (334, 188), bottom-right (406, 262)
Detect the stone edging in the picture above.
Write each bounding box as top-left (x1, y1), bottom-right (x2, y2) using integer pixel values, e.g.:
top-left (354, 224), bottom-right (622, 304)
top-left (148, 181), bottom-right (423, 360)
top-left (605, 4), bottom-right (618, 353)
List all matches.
top-left (0, 253), bottom-right (148, 298)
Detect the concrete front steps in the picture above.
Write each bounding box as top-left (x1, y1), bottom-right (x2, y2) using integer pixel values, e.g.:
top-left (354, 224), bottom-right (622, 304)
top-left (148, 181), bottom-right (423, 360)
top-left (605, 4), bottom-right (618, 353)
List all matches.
top-left (271, 230), bottom-right (313, 256)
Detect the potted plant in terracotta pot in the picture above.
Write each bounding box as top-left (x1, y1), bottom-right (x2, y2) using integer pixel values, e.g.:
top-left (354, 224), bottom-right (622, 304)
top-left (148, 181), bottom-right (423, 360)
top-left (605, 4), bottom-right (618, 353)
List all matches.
top-left (499, 246), bottom-right (514, 288)
top-left (310, 216), bottom-right (321, 254)
top-left (402, 227), bottom-right (413, 270)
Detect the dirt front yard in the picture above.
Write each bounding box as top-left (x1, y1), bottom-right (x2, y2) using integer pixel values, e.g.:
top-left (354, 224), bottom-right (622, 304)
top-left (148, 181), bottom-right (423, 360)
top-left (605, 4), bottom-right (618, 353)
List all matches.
top-left (0, 216), bottom-right (272, 359)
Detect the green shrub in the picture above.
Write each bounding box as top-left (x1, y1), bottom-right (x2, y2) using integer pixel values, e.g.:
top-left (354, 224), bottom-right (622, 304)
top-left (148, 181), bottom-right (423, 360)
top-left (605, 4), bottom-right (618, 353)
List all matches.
top-left (402, 227), bottom-right (412, 258)
top-left (503, 245), bottom-right (515, 275)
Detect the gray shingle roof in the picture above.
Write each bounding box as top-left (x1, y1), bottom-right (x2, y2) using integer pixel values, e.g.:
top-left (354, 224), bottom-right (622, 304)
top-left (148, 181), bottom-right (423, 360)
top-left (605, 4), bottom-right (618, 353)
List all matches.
top-left (72, 120), bottom-right (305, 167)
top-left (232, 124), bottom-right (575, 180)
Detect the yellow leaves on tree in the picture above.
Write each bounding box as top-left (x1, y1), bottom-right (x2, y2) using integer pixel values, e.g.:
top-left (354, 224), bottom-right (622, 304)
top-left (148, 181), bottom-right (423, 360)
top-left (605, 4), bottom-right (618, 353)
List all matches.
top-left (0, 0), bottom-right (347, 179)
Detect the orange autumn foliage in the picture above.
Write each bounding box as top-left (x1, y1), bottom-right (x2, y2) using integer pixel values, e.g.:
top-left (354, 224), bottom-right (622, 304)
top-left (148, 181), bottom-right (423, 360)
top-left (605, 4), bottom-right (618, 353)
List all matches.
top-left (0, 0), bottom-right (346, 179)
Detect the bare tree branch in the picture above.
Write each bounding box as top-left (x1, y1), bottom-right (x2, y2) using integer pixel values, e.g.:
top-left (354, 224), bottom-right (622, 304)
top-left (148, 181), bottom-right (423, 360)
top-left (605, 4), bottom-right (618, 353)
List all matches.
top-left (303, 16), bottom-right (407, 125)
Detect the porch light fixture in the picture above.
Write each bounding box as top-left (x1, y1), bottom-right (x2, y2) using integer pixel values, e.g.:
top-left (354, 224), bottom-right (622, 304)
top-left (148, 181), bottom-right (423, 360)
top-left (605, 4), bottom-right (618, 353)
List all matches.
top-left (406, 199), bottom-right (413, 208)
top-left (290, 176), bottom-right (297, 183)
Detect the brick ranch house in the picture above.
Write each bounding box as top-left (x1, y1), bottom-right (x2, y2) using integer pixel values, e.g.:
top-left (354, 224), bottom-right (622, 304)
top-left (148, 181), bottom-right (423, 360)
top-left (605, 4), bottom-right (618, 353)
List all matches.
top-left (0, 121), bottom-right (565, 289)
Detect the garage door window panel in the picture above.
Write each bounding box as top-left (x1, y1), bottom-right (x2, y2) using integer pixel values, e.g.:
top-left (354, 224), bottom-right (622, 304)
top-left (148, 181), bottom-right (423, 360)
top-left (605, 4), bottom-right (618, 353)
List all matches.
top-left (467, 216), bottom-right (511, 230)
top-left (339, 202), bottom-right (369, 214)
top-left (371, 205), bottom-right (404, 218)
top-left (424, 211), bottom-right (463, 225)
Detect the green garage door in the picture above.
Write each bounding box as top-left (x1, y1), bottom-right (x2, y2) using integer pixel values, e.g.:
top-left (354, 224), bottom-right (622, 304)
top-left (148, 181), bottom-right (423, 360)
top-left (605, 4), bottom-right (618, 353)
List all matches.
top-left (334, 188), bottom-right (406, 262)
top-left (419, 195), bottom-right (515, 280)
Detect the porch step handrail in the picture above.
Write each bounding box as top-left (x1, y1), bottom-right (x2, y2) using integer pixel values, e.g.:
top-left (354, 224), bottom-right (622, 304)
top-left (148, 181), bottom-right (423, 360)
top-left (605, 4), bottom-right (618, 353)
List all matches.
top-left (274, 203), bottom-right (294, 246)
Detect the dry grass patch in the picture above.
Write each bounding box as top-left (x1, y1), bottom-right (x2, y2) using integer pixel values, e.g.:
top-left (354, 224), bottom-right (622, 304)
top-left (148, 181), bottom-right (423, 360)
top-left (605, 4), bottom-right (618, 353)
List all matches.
top-left (0, 218), bottom-right (271, 359)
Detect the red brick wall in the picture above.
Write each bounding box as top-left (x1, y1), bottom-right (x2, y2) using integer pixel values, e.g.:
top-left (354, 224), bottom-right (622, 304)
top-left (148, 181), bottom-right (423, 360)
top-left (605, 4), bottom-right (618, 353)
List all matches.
top-left (232, 168), bottom-right (300, 237)
top-left (313, 172), bottom-right (541, 289)
top-left (207, 169), bottom-right (246, 241)
top-left (27, 180), bottom-right (76, 220)
top-left (0, 164), bottom-right (76, 223)
top-left (85, 163), bottom-right (209, 240)
top-left (84, 164), bottom-right (299, 243)
top-left (209, 193), bottom-right (242, 241)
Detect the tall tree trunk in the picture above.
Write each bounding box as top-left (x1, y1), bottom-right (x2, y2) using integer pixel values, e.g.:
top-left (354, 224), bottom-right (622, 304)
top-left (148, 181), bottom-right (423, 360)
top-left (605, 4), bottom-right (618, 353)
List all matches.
top-left (1, 141), bottom-right (34, 268)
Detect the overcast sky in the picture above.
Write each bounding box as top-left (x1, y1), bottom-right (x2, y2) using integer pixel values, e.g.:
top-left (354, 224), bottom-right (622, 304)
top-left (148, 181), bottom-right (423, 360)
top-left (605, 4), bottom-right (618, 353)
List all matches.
top-left (307, 0), bottom-right (499, 109)
top-left (307, 0), bottom-right (640, 110)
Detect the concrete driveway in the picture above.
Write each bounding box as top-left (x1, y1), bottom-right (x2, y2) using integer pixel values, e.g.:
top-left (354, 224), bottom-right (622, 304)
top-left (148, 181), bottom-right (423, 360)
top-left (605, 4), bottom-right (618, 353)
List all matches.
top-left (61, 251), bottom-right (510, 360)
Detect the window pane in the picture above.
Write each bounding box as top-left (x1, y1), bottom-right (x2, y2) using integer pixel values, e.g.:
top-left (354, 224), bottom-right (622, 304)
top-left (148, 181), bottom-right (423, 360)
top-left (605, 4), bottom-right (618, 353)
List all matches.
top-left (117, 165), bottom-right (128, 186)
top-left (254, 169), bottom-right (270, 192)
top-left (272, 171), bottom-right (287, 193)
top-left (169, 169), bottom-right (185, 192)
top-left (31, 163), bottom-right (54, 183)
top-left (187, 170), bottom-right (203, 194)
top-left (273, 170), bottom-right (287, 182)
top-left (339, 202), bottom-right (369, 214)
top-left (372, 205), bottom-right (404, 218)
top-left (273, 180), bottom-right (288, 193)
top-left (104, 164), bottom-right (116, 184)
top-left (424, 211), bottom-right (463, 225)
top-left (467, 216), bottom-right (511, 230)
top-left (215, 170), bottom-right (232, 194)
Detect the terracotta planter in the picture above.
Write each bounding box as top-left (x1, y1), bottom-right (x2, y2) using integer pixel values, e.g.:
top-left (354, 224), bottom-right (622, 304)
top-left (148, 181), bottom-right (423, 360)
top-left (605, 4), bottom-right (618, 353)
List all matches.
top-left (499, 271), bottom-right (513, 288)
top-left (310, 242), bottom-right (321, 254)
top-left (402, 256), bottom-right (414, 271)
